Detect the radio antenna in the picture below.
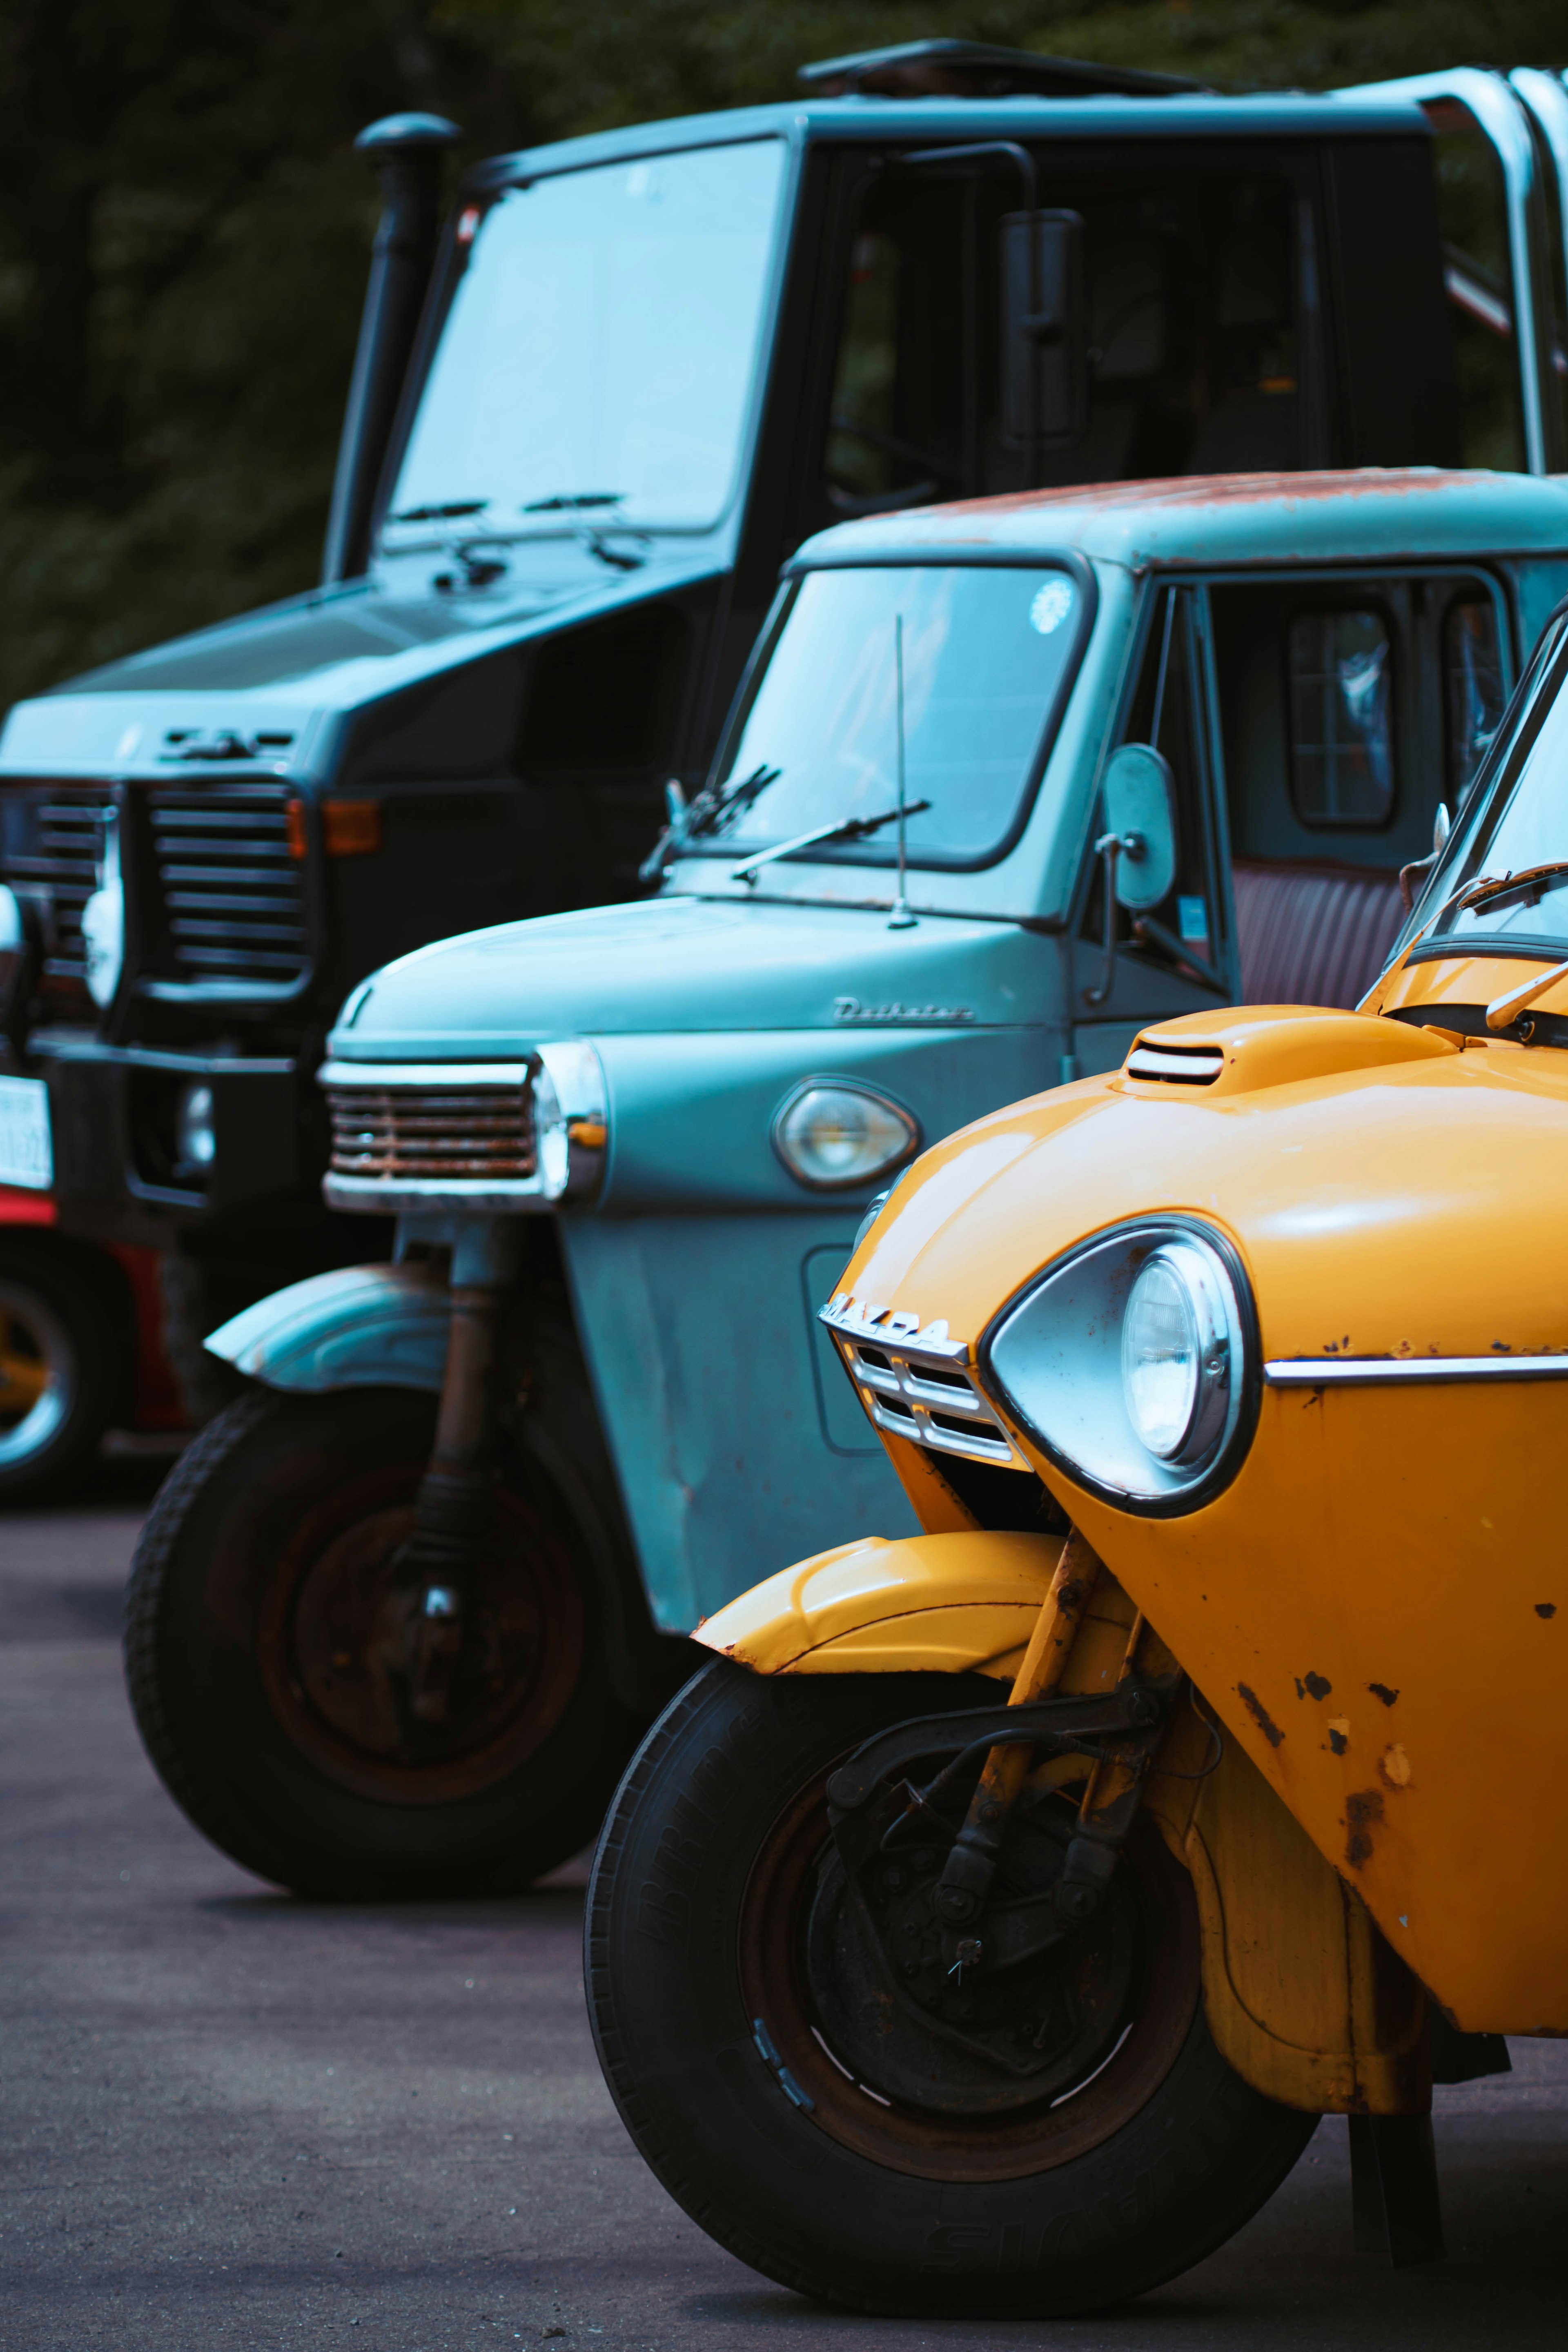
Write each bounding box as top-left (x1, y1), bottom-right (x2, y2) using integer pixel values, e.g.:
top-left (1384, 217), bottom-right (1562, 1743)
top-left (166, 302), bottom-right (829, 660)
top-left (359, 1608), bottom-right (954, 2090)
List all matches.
top-left (889, 612), bottom-right (916, 930)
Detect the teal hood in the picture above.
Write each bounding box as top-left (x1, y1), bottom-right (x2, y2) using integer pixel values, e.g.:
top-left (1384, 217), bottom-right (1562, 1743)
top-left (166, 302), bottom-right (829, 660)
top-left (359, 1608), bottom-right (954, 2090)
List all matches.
top-left (328, 894), bottom-right (1043, 1060)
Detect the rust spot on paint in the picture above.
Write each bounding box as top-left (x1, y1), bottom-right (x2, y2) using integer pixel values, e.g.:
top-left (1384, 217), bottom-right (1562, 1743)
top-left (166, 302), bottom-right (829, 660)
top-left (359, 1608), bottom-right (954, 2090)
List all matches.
top-left (1379, 1743), bottom-right (1412, 1788)
top-left (1344, 1789), bottom-right (1385, 1869)
top-left (1056, 1580), bottom-right (1088, 1614)
top-left (1367, 1682), bottom-right (1400, 1707)
top-left (1328, 1728), bottom-right (1348, 1756)
top-left (1537, 1603), bottom-right (1557, 1620)
top-left (1303, 1671), bottom-right (1332, 1700)
top-left (1294, 1677), bottom-right (1305, 1699)
top-left (1236, 1683), bottom-right (1284, 1747)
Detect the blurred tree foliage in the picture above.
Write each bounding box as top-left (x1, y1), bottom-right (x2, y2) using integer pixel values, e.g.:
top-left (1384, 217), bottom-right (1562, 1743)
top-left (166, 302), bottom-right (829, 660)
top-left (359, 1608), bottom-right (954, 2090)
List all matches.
top-left (0, 0), bottom-right (1561, 709)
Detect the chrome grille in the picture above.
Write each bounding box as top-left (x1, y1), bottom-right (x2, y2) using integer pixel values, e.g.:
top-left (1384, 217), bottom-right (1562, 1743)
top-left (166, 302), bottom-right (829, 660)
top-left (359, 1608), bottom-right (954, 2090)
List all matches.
top-left (149, 784), bottom-right (307, 981)
top-left (327, 1070), bottom-right (536, 1183)
top-left (0, 785), bottom-right (111, 994)
top-left (820, 1294), bottom-right (1030, 1470)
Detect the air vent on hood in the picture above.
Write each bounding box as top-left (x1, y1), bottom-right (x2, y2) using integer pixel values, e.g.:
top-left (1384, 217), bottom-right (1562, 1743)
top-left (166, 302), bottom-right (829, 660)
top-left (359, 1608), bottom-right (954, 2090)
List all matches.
top-left (1125, 1040), bottom-right (1225, 1085)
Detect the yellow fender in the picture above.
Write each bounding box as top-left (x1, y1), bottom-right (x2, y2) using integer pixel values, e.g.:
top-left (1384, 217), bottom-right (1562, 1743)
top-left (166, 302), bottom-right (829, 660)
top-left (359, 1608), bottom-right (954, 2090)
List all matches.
top-left (695, 1530), bottom-right (1061, 1680)
top-left (696, 1533), bottom-right (1429, 2117)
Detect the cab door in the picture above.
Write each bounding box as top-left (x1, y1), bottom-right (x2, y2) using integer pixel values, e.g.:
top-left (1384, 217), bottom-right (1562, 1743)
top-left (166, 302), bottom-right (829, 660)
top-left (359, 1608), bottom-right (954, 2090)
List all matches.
top-left (1205, 563), bottom-right (1512, 1010)
top-left (1071, 581), bottom-right (1237, 1076)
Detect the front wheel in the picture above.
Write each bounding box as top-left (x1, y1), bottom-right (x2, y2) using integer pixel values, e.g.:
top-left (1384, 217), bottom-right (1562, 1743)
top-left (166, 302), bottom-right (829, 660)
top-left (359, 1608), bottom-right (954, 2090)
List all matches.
top-left (0, 1236), bottom-right (125, 1503)
top-left (588, 1660), bottom-right (1319, 2321)
top-left (125, 1385), bottom-right (645, 1897)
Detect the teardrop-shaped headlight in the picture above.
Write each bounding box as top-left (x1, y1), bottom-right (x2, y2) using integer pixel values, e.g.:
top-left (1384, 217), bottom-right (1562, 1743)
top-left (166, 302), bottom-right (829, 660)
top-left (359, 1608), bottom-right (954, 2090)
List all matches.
top-left (772, 1081), bottom-right (919, 1192)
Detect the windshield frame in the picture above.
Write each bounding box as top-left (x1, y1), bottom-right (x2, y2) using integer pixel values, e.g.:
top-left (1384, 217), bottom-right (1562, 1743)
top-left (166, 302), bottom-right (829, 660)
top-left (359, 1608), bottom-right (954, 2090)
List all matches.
top-left (371, 132), bottom-right (795, 560)
top-left (1396, 597), bottom-right (1568, 964)
top-left (684, 548), bottom-right (1098, 880)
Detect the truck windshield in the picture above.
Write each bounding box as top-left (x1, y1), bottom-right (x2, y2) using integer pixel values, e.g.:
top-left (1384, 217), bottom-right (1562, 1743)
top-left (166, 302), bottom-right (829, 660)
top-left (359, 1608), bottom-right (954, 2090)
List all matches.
top-left (1408, 611), bottom-right (1568, 957)
top-left (383, 140), bottom-right (785, 545)
top-left (696, 563), bottom-right (1084, 871)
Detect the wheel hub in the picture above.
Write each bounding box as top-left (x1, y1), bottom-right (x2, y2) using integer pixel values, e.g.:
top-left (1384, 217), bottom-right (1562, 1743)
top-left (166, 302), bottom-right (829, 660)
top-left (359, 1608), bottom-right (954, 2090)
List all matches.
top-left (258, 1471), bottom-right (584, 1805)
top-left (806, 1790), bottom-right (1137, 2114)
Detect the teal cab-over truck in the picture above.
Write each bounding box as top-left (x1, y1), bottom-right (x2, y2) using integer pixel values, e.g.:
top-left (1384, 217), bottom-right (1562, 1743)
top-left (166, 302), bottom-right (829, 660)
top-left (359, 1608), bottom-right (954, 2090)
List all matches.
top-left (2, 45), bottom-right (1568, 1496)
top-left (122, 466), bottom-right (1568, 1897)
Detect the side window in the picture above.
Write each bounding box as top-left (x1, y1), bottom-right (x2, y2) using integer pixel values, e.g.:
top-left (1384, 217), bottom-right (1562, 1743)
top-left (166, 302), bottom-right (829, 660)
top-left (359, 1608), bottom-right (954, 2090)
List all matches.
top-left (824, 178), bottom-right (971, 518)
top-left (1425, 99), bottom-right (1528, 470)
top-left (1286, 610), bottom-right (1396, 829)
top-left (1443, 595), bottom-right (1506, 806)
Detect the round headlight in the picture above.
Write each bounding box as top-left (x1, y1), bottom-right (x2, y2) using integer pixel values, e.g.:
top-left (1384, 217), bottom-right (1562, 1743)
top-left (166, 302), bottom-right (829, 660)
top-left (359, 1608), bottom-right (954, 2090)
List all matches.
top-left (772, 1082), bottom-right (918, 1192)
top-left (1121, 1242), bottom-right (1230, 1465)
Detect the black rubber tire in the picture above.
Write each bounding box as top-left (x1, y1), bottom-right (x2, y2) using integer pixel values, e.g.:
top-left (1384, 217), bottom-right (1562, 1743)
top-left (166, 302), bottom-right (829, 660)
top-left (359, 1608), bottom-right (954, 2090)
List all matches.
top-left (0, 1235), bottom-right (125, 1504)
top-left (587, 1659), bottom-right (1320, 2321)
top-left (124, 1385), bottom-right (645, 1898)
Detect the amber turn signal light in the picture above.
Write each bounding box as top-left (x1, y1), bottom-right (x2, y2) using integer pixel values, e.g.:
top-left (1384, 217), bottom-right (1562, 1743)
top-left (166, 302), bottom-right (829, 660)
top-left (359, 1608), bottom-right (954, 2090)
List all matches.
top-left (285, 797), bottom-right (383, 858)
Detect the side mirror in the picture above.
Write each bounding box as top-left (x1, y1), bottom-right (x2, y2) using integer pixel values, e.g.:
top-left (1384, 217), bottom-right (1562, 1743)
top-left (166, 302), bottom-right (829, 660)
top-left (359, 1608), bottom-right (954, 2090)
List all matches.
top-left (1102, 743), bottom-right (1177, 911)
top-left (1082, 745), bottom-right (1178, 1008)
top-left (1001, 209), bottom-right (1086, 451)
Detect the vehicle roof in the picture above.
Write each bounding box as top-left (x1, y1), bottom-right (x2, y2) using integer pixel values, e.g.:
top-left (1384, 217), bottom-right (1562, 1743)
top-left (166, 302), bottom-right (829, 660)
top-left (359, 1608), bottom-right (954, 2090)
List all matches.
top-left (466, 90), bottom-right (1427, 190)
top-left (787, 471), bottom-right (1568, 572)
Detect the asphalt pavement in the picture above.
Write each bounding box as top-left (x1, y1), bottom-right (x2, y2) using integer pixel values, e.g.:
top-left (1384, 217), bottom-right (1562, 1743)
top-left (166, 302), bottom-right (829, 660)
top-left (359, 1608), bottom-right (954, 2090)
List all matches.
top-left (2, 1470), bottom-right (1565, 2351)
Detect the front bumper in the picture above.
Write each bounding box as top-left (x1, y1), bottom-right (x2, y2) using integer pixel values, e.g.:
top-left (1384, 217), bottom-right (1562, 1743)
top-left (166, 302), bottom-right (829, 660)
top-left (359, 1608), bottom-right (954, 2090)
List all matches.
top-left (41, 1035), bottom-right (312, 1236)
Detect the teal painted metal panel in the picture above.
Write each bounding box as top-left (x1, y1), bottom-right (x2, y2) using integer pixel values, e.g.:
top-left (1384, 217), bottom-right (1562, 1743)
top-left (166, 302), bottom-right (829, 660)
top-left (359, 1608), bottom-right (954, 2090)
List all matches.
top-left (559, 1212), bottom-right (919, 1631)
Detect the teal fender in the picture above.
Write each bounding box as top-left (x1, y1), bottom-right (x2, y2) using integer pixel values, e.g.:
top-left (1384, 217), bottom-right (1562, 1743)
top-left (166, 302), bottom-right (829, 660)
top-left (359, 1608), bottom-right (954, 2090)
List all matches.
top-left (204, 1263), bottom-right (450, 1393)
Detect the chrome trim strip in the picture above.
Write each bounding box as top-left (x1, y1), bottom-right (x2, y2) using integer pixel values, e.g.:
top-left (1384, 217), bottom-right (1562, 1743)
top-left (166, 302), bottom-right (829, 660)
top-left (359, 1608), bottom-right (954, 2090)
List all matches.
top-left (323, 1173), bottom-right (552, 1215)
top-left (320, 1061), bottom-right (530, 1089)
top-left (1265, 1353), bottom-right (1568, 1386)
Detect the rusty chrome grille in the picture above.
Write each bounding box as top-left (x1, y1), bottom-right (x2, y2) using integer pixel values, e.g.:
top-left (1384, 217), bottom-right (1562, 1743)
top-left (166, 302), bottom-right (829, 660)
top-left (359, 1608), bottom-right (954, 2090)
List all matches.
top-left (327, 1069), bottom-right (536, 1183)
top-left (149, 784), bottom-right (307, 981)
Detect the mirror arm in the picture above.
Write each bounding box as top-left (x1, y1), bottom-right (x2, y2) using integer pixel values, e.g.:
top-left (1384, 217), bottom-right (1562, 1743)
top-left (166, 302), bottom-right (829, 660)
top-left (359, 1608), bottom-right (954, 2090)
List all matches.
top-left (1083, 829), bottom-right (1138, 1007)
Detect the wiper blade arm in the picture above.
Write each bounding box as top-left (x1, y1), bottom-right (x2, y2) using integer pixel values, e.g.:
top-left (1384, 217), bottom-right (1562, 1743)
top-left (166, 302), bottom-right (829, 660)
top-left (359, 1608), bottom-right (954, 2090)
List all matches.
top-left (522, 492), bottom-right (626, 511)
top-left (1457, 860), bottom-right (1568, 913)
top-left (731, 800), bottom-right (932, 885)
top-left (388, 499), bottom-right (489, 523)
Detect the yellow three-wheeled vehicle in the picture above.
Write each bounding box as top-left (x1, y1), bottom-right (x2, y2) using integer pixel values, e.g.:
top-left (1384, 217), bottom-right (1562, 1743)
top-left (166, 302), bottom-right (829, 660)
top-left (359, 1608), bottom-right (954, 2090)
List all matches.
top-left (585, 606), bottom-right (1568, 2319)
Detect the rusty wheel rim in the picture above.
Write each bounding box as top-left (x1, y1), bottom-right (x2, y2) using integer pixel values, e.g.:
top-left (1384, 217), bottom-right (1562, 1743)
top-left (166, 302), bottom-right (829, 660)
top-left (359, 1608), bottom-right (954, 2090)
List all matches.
top-left (256, 1462), bottom-right (583, 1806)
top-left (737, 1767), bottom-right (1200, 2183)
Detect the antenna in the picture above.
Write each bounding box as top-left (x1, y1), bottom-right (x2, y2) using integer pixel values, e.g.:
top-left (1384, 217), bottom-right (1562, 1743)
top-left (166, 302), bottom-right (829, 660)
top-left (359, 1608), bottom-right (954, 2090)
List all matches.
top-left (889, 612), bottom-right (916, 930)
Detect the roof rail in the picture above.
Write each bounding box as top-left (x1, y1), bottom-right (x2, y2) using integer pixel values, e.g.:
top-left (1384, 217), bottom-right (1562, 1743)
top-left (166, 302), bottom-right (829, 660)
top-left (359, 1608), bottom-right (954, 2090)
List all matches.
top-left (798, 38), bottom-right (1208, 101)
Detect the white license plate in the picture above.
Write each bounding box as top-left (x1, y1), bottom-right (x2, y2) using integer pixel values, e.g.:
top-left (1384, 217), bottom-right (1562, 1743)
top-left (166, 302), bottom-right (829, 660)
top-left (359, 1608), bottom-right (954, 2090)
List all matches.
top-left (0, 1076), bottom-right (52, 1189)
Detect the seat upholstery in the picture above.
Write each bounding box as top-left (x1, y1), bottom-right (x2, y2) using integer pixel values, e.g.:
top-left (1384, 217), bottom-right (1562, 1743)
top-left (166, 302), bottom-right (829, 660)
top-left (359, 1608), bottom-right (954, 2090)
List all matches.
top-left (1232, 859), bottom-right (1406, 1011)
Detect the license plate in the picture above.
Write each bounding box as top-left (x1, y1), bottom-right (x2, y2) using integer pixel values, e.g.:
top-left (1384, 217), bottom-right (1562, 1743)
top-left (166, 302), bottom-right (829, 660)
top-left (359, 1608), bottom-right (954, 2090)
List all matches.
top-left (0, 1076), bottom-right (52, 1189)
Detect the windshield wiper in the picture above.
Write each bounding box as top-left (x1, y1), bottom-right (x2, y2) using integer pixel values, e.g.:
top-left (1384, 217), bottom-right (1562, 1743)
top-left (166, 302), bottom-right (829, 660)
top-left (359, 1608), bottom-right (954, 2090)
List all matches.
top-left (1456, 861), bottom-right (1568, 914)
top-left (388, 499), bottom-right (489, 523)
top-left (522, 492), bottom-right (627, 512)
top-left (521, 490), bottom-right (647, 570)
top-left (637, 764), bottom-right (781, 886)
top-left (730, 799), bottom-right (932, 886)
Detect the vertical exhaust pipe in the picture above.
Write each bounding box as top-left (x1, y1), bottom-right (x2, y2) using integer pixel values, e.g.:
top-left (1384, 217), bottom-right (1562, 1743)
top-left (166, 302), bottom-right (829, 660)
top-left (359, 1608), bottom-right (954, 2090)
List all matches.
top-left (321, 111), bottom-right (461, 585)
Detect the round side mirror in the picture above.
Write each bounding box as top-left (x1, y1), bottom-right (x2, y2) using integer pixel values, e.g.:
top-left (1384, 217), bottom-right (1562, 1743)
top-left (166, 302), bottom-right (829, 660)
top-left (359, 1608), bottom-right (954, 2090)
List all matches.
top-left (1101, 743), bottom-right (1177, 913)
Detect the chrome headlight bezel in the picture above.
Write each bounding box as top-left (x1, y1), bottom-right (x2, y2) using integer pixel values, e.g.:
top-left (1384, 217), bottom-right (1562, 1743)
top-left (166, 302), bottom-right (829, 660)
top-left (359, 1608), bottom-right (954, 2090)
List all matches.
top-left (978, 1217), bottom-right (1260, 1517)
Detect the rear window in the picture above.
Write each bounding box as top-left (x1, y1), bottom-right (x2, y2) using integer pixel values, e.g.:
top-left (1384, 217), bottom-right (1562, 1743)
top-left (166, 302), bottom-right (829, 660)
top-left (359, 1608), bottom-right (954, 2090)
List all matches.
top-left (1286, 609), bottom-right (1395, 828)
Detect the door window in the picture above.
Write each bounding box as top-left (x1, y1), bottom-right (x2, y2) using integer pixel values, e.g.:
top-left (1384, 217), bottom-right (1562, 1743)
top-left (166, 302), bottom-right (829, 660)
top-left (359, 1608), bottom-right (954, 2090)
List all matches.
top-left (818, 164), bottom-right (1304, 523)
top-left (1286, 610), bottom-right (1396, 828)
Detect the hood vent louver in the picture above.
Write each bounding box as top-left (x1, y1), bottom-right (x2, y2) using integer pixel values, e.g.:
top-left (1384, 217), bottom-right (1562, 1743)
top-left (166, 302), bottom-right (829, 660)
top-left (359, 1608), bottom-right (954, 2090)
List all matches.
top-left (1125, 1040), bottom-right (1225, 1086)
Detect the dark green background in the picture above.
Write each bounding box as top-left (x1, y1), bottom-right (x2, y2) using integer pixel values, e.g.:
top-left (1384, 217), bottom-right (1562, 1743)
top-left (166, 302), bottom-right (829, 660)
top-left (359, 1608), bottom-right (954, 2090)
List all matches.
top-left (0, 0), bottom-right (1559, 711)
